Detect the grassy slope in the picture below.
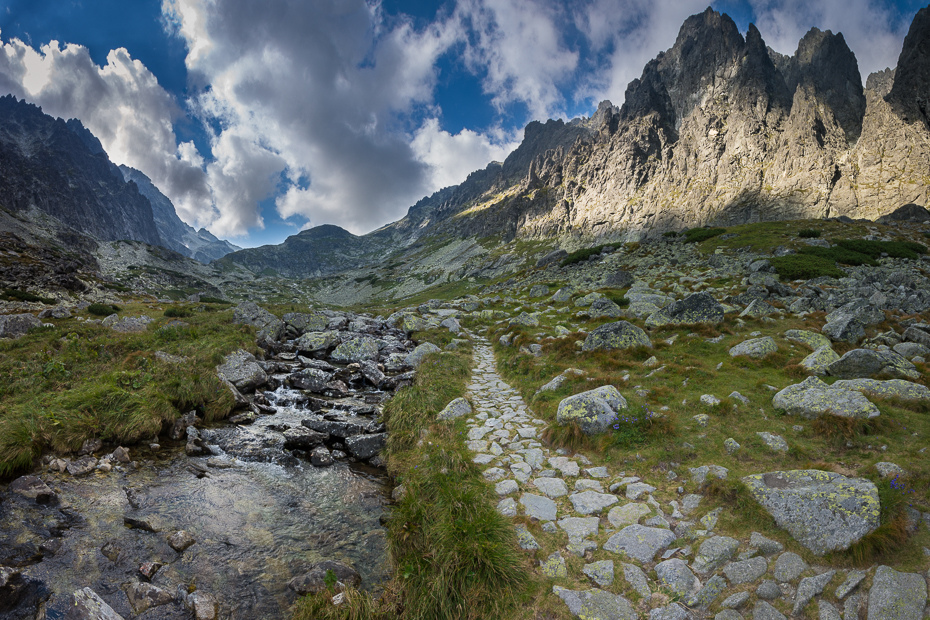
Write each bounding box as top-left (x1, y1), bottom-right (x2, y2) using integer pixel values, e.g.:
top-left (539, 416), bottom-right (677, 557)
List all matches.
top-left (0, 301), bottom-right (252, 475)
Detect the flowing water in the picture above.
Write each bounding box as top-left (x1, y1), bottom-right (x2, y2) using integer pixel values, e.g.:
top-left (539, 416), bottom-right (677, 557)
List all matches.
top-left (1, 386), bottom-right (391, 618)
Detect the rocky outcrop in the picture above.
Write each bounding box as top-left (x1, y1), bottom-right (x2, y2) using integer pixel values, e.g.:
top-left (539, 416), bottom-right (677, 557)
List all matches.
top-left (0, 96), bottom-right (162, 246)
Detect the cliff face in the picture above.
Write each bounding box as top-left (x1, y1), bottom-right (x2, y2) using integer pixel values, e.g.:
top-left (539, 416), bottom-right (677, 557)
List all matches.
top-left (0, 95), bottom-right (163, 246)
top-left (219, 6), bottom-right (930, 278)
top-left (119, 166), bottom-right (240, 263)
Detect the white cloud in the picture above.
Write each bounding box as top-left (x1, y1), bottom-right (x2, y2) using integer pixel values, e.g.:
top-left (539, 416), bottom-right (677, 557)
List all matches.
top-left (0, 35), bottom-right (215, 227)
top-left (456, 0), bottom-right (579, 119)
top-left (749, 0), bottom-right (913, 77)
top-left (411, 118), bottom-right (521, 190)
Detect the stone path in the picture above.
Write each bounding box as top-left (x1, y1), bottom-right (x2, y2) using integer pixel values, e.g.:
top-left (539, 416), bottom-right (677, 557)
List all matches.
top-left (460, 336), bottom-right (930, 620)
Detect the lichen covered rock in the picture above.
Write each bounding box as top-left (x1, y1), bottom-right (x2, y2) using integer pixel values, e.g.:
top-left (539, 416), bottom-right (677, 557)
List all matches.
top-left (645, 292), bottom-right (724, 328)
top-left (582, 321), bottom-right (651, 352)
top-left (742, 470), bottom-right (880, 555)
top-left (772, 376), bottom-right (879, 419)
top-left (557, 386), bottom-right (629, 435)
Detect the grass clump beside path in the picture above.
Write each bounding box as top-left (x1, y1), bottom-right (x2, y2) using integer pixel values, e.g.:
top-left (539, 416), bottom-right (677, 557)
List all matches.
top-left (0, 303), bottom-right (253, 475)
top-left (293, 334), bottom-right (528, 620)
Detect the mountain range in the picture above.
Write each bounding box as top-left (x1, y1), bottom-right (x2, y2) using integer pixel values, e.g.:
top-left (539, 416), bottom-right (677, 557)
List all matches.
top-left (0, 95), bottom-right (239, 263)
top-left (221, 5), bottom-right (930, 279)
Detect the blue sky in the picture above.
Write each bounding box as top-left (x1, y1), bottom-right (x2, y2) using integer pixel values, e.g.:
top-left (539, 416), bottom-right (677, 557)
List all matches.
top-left (0, 0), bottom-right (925, 248)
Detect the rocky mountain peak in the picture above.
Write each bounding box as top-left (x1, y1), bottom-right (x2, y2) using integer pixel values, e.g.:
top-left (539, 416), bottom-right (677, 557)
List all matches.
top-left (784, 27), bottom-right (865, 141)
top-left (887, 5), bottom-right (930, 128)
top-left (866, 68), bottom-right (895, 97)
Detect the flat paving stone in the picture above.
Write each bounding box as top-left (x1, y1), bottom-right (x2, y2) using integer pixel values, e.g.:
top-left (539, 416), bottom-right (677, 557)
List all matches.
top-left (533, 477), bottom-right (568, 498)
top-left (548, 456), bottom-right (580, 477)
top-left (583, 560), bottom-right (615, 587)
top-left (520, 493), bottom-right (558, 521)
top-left (558, 516), bottom-right (599, 541)
top-left (604, 525), bottom-right (676, 563)
top-left (569, 491), bottom-right (619, 515)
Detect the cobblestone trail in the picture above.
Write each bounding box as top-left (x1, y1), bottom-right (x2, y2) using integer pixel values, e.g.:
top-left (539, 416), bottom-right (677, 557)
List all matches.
top-left (459, 337), bottom-right (930, 620)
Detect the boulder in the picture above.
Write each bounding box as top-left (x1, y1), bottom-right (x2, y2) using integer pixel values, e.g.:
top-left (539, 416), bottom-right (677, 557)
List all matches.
top-left (536, 249), bottom-right (567, 267)
top-left (0, 313), bottom-right (42, 339)
top-left (772, 376), bottom-right (879, 419)
top-left (288, 367), bottom-right (332, 392)
top-left (110, 316), bottom-right (153, 333)
top-left (826, 349), bottom-right (919, 380)
top-left (742, 470), bottom-right (880, 555)
top-left (867, 565), bottom-right (927, 620)
top-left (739, 299), bottom-right (776, 318)
top-left (655, 559), bottom-right (698, 597)
top-left (282, 312), bottom-right (329, 334)
top-left (124, 582), bottom-right (174, 615)
top-left (587, 298), bottom-right (624, 318)
top-left (831, 378), bottom-right (930, 402)
top-left (876, 202), bottom-right (930, 223)
top-left (405, 342), bottom-right (441, 367)
top-left (216, 350), bottom-right (268, 391)
top-left (557, 386), bottom-right (629, 435)
top-left (799, 345), bottom-right (840, 375)
top-left (826, 300), bottom-right (885, 326)
top-left (437, 397), bottom-right (472, 421)
top-left (282, 427), bottom-right (327, 450)
top-left (582, 321), bottom-right (651, 352)
top-left (295, 331), bottom-right (338, 353)
top-left (821, 315), bottom-right (865, 344)
top-left (509, 312), bottom-right (540, 327)
top-left (550, 286), bottom-right (575, 303)
top-left (729, 337), bottom-right (777, 358)
top-left (645, 292), bottom-right (724, 328)
top-left (784, 329), bottom-right (832, 350)
top-left (344, 433), bottom-right (386, 460)
top-left (8, 476), bottom-right (56, 503)
top-left (331, 337), bottom-right (379, 363)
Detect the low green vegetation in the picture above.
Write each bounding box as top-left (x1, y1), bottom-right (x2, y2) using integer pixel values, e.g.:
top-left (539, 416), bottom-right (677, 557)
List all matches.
top-left (683, 227), bottom-right (726, 243)
top-left (768, 254), bottom-right (845, 280)
top-left (294, 334), bottom-right (530, 620)
top-left (0, 304), bottom-right (253, 475)
top-left (797, 229), bottom-right (821, 238)
top-left (2, 288), bottom-right (56, 304)
top-left (797, 245), bottom-right (877, 267)
top-left (87, 303), bottom-right (121, 316)
top-left (559, 243), bottom-right (620, 267)
top-left (164, 306), bottom-right (193, 318)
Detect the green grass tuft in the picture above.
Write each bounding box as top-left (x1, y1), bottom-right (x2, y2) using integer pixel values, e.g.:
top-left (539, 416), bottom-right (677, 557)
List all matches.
top-left (769, 254), bottom-right (845, 280)
top-left (87, 303), bottom-right (121, 316)
top-left (797, 229), bottom-right (821, 238)
top-left (683, 227), bottom-right (726, 243)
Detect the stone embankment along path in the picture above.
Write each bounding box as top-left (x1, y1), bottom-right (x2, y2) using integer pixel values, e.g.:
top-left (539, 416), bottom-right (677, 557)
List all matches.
top-left (461, 336), bottom-right (930, 620)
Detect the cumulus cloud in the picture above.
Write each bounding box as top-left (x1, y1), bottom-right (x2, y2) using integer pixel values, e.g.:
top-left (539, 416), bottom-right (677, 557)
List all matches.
top-left (748, 0), bottom-right (913, 77)
top-left (456, 0), bottom-right (579, 119)
top-left (161, 0), bottom-right (467, 235)
top-left (412, 118), bottom-right (521, 190)
top-left (0, 35), bottom-right (215, 226)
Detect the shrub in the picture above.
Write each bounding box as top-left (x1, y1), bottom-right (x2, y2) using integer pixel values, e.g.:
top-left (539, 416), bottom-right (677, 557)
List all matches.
top-left (164, 307), bottom-right (193, 318)
top-left (798, 229), bottom-right (821, 238)
top-left (769, 254), bottom-right (844, 280)
top-left (1, 289), bottom-right (56, 304)
top-left (662, 231), bottom-right (680, 238)
top-left (87, 303), bottom-right (120, 316)
top-left (836, 239), bottom-right (927, 260)
top-left (683, 227), bottom-right (726, 243)
top-left (560, 243), bottom-right (620, 267)
top-left (199, 296), bottom-right (230, 305)
top-left (798, 246), bottom-right (876, 266)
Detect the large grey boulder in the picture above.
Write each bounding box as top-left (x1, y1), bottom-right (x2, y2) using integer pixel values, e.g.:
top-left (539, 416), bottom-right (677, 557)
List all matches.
top-left (645, 292), bottom-right (724, 328)
top-left (582, 321), bottom-right (651, 352)
top-left (826, 299), bottom-right (884, 326)
top-left (552, 586), bottom-right (636, 620)
top-left (654, 559), bottom-right (698, 597)
top-left (784, 329), bottom-right (832, 350)
top-left (295, 331), bottom-right (338, 353)
top-left (729, 337), bottom-right (777, 358)
top-left (831, 378), bottom-right (930, 402)
top-left (588, 298), bottom-right (624, 318)
top-left (345, 433), bottom-right (386, 460)
top-left (826, 349), bottom-right (919, 380)
top-left (216, 350), bottom-right (268, 391)
top-left (233, 302), bottom-right (284, 343)
top-left (437, 397), bottom-right (472, 421)
top-left (556, 386), bottom-right (629, 435)
top-left (867, 565), bottom-right (927, 620)
top-left (282, 311), bottom-right (329, 334)
top-left (821, 315), bottom-right (865, 344)
top-left (288, 367), bottom-right (331, 392)
top-left (799, 346), bottom-right (840, 375)
top-left (772, 376), bottom-right (879, 419)
top-left (742, 470), bottom-right (880, 555)
top-left (0, 313), bottom-right (42, 339)
top-left (332, 336), bottom-right (380, 363)
top-left (404, 342), bottom-right (441, 367)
